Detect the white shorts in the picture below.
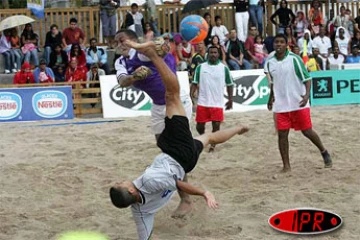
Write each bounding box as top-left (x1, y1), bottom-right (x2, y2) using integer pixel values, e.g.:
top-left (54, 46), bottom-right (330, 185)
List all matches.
top-left (151, 96), bottom-right (193, 135)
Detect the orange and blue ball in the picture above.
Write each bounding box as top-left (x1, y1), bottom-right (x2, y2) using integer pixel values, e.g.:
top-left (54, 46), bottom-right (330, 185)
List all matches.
top-left (180, 15), bottom-right (209, 44)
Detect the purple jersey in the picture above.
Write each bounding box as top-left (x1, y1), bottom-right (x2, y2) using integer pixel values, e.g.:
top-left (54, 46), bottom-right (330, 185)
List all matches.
top-left (115, 49), bottom-right (177, 105)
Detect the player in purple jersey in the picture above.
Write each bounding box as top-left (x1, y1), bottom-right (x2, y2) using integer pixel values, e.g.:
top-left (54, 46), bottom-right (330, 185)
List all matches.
top-left (110, 39), bottom-right (249, 240)
top-left (114, 29), bottom-right (194, 218)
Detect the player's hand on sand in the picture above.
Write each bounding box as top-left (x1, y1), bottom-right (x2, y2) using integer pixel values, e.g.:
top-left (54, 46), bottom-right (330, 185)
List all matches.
top-left (133, 66), bottom-right (152, 80)
top-left (203, 191), bottom-right (218, 209)
top-left (299, 94), bottom-right (309, 107)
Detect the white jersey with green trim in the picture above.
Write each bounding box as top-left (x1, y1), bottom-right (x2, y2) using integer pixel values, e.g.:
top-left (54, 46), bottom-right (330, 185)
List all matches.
top-left (264, 50), bottom-right (311, 113)
top-left (192, 60), bottom-right (233, 108)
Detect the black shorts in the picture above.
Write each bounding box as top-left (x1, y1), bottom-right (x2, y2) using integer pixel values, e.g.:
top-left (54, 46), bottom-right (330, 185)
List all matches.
top-left (157, 115), bottom-right (204, 173)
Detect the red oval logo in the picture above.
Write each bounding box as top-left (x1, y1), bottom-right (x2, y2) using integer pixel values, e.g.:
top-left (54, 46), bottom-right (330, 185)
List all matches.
top-left (268, 208), bottom-right (342, 235)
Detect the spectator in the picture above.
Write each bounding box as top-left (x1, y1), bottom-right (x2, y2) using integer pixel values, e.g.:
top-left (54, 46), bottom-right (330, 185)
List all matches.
top-left (144, 0), bottom-right (159, 37)
top-left (49, 44), bottom-right (68, 72)
top-left (190, 46), bottom-right (234, 152)
top-left (162, 33), bottom-right (178, 66)
top-left (177, 38), bottom-right (194, 71)
top-left (33, 59), bottom-right (55, 83)
top-left (297, 29), bottom-right (313, 60)
top-left (294, 10), bottom-right (308, 39)
top-left (292, 45), bottom-right (301, 56)
top-left (20, 23), bottom-right (39, 67)
top-left (345, 44), bottom-right (360, 63)
top-left (100, 0), bottom-right (120, 48)
top-left (9, 28), bottom-right (22, 72)
top-left (306, 48), bottom-right (322, 71)
top-left (144, 22), bottom-right (155, 42)
top-left (125, 3), bottom-right (144, 38)
top-left (54, 65), bottom-right (66, 82)
top-left (44, 24), bottom-right (63, 65)
top-left (62, 18), bottom-right (86, 53)
top-left (354, 8), bottom-right (360, 33)
top-left (335, 26), bottom-right (351, 56)
top-left (13, 62), bottom-right (35, 84)
top-left (208, 35), bottom-right (227, 66)
top-left (211, 16), bottom-right (229, 46)
top-left (284, 26), bottom-right (297, 51)
top-left (86, 63), bottom-right (105, 107)
top-left (245, 25), bottom-right (263, 68)
top-left (225, 29), bottom-right (252, 70)
top-left (203, 13), bottom-right (213, 46)
top-left (270, 0), bottom-right (295, 34)
top-left (254, 35), bottom-right (268, 65)
top-left (312, 26), bottom-right (332, 69)
top-left (326, 46), bottom-right (345, 70)
top-left (264, 35), bottom-right (275, 53)
top-left (332, 6), bottom-right (352, 38)
top-left (234, 0), bottom-right (249, 42)
top-left (249, 0), bottom-right (264, 36)
top-left (345, 9), bottom-right (354, 38)
top-left (351, 31), bottom-right (360, 47)
top-left (189, 41), bottom-right (208, 78)
top-left (65, 58), bottom-right (87, 86)
top-left (85, 38), bottom-right (109, 74)
top-left (326, 9), bottom-right (336, 43)
top-left (68, 43), bottom-right (87, 72)
top-left (308, 0), bottom-right (324, 36)
top-left (0, 30), bottom-right (16, 74)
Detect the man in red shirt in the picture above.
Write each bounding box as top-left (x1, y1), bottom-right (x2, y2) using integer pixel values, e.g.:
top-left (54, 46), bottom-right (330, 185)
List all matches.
top-left (65, 58), bottom-right (86, 88)
top-left (13, 62), bottom-right (35, 84)
top-left (62, 18), bottom-right (86, 53)
top-left (245, 25), bottom-right (264, 68)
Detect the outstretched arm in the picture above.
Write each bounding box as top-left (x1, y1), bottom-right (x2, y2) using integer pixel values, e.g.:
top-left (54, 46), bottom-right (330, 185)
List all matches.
top-left (176, 180), bottom-right (218, 209)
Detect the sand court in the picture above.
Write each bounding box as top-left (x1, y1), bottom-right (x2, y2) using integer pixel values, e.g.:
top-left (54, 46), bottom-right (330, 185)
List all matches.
top-left (0, 105), bottom-right (359, 240)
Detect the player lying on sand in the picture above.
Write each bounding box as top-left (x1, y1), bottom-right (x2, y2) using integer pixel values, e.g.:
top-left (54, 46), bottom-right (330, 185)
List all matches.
top-left (110, 39), bottom-right (249, 240)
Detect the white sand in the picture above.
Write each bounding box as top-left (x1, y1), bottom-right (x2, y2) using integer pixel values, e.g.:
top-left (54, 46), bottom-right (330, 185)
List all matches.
top-left (0, 105), bottom-right (359, 240)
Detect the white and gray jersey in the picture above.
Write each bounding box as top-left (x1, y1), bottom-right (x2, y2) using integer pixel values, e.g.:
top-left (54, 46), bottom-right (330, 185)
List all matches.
top-left (131, 153), bottom-right (185, 240)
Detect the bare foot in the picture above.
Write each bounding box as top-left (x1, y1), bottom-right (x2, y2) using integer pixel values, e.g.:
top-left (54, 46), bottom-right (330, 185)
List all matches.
top-left (280, 167), bottom-right (291, 173)
top-left (171, 199), bottom-right (193, 219)
top-left (238, 126), bottom-right (249, 135)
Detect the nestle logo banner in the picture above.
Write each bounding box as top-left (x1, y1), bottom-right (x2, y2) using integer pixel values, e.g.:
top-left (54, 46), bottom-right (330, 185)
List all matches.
top-left (0, 87), bottom-right (73, 122)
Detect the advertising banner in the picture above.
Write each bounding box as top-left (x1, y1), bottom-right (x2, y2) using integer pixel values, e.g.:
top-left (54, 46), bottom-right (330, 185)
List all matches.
top-left (100, 70), bottom-right (270, 118)
top-left (227, 70), bottom-right (270, 113)
top-left (0, 86), bottom-right (74, 122)
top-left (310, 69), bottom-right (360, 106)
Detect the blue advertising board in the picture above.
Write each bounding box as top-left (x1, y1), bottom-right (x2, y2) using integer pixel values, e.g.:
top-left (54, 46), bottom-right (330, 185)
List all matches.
top-left (0, 86), bottom-right (74, 122)
top-left (310, 69), bottom-right (360, 106)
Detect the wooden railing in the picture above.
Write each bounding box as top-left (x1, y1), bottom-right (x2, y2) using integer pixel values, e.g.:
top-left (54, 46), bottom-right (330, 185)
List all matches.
top-left (0, 81), bottom-right (102, 117)
top-left (0, 1), bottom-right (359, 46)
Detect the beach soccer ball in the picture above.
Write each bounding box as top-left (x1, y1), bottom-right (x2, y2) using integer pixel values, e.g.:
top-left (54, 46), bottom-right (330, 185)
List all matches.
top-left (180, 15), bottom-right (209, 44)
top-left (57, 231), bottom-right (109, 240)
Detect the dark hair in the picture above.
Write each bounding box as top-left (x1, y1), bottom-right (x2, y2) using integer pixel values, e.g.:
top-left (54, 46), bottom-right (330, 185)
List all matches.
top-left (70, 43), bottom-right (83, 57)
top-left (116, 29), bottom-right (138, 40)
top-left (203, 12), bottom-right (211, 18)
top-left (90, 37), bottom-right (97, 43)
top-left (110, 187), bottom-right (137, 208)
top-left (70, 18), bottom-right (78, 23)
top-left (211, 35), bottom-right (220, 45)
top-left (144, 22), bottom-right (155, 34)
top-left (215, 15), bottom-right (221, 22)
top-left (50, 24), bottom-right (58, 30)
top-left (208, 45), bottom-right (220, 55)
top-left (274, 33), bottom-right (288, 43)
top-left (255, 35), bottom-right (263, 43)
top-left (131, 3), bottom-right (138, 8)
top-left (280, 0), bottom-right (287, 7)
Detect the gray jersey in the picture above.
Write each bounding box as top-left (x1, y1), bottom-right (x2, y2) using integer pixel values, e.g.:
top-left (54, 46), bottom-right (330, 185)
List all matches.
top-left (131, 153), bottom-right (185, 240)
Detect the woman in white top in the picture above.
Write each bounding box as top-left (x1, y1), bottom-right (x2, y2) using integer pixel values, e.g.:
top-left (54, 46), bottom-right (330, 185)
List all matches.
top-left (297, 29), bottom-right (313, 56)
top-left (335, 26), bottom-right (351, 56)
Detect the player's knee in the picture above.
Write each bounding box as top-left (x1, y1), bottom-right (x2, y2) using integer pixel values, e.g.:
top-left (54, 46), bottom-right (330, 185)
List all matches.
top-left (165, 93), bottom-right (180, 104)
top-left (301, 128), bottom-right (312, 137)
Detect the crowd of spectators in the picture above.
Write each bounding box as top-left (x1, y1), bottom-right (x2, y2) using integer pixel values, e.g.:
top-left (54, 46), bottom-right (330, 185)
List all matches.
top-left (1, 0), bottom-right (359, 87)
